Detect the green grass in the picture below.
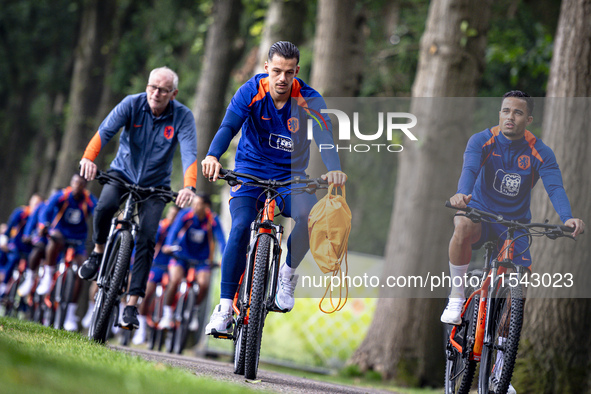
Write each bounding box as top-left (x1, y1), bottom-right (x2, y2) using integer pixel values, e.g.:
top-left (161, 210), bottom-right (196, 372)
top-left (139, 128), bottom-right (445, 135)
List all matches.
top-left (0, 317), bottom-right (256, 394)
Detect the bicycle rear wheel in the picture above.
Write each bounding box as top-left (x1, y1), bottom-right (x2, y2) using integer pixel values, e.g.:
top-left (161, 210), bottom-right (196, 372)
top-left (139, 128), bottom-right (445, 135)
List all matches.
top-left (478, 281), bottom-right (524, 394)
top-left (92, 231), bottom-right (133, 343)
top-left (244, 234), bottom-right (272, 380)
top-left (444, 293), bottom-right (479, 394)
top-left (54, 269), bottom-right (75, 330)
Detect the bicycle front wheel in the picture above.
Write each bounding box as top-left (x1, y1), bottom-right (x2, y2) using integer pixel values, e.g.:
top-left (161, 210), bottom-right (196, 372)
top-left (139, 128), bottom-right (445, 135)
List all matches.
top-left (54, 269), bottom-right (75, 330)
top-left (244, 234), bottom-right (273, 380)
top-left (173, 288), bottom-right (196, 354)
top-left (478, 281), bottom-right (524, 394)
top-left (92, 230), bottom-right (133, 343)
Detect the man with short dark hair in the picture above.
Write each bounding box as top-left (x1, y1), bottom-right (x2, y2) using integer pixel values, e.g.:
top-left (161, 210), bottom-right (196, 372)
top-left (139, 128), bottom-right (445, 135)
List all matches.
top-left (202, 41), bottom-right (347, 335)
top-left (441, 90), bottom-right (584, 394)
top-left (78, 66), bottom-right (197, 329)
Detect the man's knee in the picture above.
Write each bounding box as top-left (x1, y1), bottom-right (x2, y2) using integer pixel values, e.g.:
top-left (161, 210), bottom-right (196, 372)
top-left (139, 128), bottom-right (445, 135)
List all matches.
top-left (452, 216), bottom-right (480, 244)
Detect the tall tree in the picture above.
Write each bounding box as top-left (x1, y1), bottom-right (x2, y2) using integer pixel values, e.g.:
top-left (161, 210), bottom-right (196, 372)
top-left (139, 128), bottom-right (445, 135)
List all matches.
top-left (193, 0), bottom-right (244, 194)
top-left (516, 0), bottom-right (591, 391)
top-left (307, 0), bottom-right (366, 177)
top-left (51, 0), bottom-right (117, 190)
top-left (254, 0), bottom-right (307, 75)
top-left (349, 0), bottom-right (493, 385)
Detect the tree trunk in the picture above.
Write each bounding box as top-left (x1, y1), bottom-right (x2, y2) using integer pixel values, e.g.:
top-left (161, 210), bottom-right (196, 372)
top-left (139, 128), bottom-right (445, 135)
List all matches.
top-left (51, 0), bottom-right (116, 190)
top-left (349, 0), bottom-right (492, 386)
top-left (517, 1), bottom-right (591, 392)
top-left (193, 0), bottom-right (243, 194)
top-left (254, 0), bottom-right (307, 75)
top-left (307, 0), bottom-right (366, 178)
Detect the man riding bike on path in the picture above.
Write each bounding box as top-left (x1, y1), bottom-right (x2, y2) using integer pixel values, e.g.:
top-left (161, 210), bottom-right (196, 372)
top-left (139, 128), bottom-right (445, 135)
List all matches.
top-left (78, 67), bottom-right (197, 330)
top-left (441, 91), bottom-right (585, 394)
top-left (202, 41), bottom-right (347, 336)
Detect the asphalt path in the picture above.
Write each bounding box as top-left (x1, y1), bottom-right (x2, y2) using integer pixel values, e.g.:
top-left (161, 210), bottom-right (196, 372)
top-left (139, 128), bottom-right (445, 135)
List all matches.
top-left (111, 345), bottom-right (396, 393)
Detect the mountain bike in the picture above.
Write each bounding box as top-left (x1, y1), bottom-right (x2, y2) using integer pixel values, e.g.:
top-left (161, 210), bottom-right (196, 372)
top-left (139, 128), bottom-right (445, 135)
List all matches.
top-left (163, 247), bottom-right (218, 354)
top-left (146, 272), bottom-right (169, 351)
top-left (211, 169), bottom-right (328, 380)
top-left (0, 254), bottom-right (28, 318)
top-left (87, 171), bottom-right (177, 343)
top-left (443, 202), bottom-right (575, 394)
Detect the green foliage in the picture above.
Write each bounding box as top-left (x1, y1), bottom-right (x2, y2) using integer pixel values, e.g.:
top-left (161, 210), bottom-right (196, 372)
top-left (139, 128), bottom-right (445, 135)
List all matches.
top-left (481, 1), bottom-right (555, 97)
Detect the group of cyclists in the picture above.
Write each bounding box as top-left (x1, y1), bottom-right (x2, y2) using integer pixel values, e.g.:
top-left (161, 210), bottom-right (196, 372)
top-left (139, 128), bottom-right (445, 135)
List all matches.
top-left (0, 174), bottom-right (225, 346)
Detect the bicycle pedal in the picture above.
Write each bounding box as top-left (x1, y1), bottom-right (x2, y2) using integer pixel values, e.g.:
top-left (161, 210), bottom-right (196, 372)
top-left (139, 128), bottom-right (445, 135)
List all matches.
top-left (209, 329), bottom-right (234, 340)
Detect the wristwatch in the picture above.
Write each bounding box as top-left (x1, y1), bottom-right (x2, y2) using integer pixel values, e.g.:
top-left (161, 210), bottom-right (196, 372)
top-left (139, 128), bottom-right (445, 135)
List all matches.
top-left (185, 186), bottom-right (196, 193)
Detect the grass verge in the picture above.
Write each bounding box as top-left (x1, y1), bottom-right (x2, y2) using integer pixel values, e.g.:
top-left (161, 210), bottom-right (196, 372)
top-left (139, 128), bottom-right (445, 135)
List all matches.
top-left (0, 316), bottom-right (255, 394)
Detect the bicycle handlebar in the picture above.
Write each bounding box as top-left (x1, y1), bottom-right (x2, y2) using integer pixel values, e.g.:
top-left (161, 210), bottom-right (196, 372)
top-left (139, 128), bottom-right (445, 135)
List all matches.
top-left (95, 170), bottom-right (178, 202)
top-left (217, 169), bottom-right (329, 191)
top-left (444, 201), bottom-right (575, 235)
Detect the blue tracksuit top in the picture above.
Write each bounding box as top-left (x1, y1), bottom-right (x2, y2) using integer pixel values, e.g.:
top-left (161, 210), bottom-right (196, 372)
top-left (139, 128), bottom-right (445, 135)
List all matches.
top-left (82, 93), bottom-right (198, 188)
top-left (207, 74), bottom-right (341, 179)
top-left (41, 187), bottom-right (97, 241)
top-left (458, 126), bottom-right (573, 223)
top-left (164, 208), bottom-right (212, 262)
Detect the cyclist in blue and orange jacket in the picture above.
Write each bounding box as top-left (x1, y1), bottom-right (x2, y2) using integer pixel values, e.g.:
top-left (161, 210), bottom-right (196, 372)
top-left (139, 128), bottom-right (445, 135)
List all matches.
top-left (0, 194), bottom-right (43, 296)
top-left (17, 197), bottom-right (50, 297)
top-left (78, 67), bottom-right (197, 329)
top-left (202, 41), bottom-right (347, 335)
top-left (36, 174), bottom-right (97, 331)
top-left (158, 194), bottom-right (219, 330)
top-left (441, 91), bottom-right (585, 394)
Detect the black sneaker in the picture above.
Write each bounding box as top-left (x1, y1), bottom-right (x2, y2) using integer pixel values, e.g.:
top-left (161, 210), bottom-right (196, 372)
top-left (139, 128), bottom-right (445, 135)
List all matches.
top-left (121, 305), bottom-right (139, 329)
top-left (78, 252), bottom-right (103, 280)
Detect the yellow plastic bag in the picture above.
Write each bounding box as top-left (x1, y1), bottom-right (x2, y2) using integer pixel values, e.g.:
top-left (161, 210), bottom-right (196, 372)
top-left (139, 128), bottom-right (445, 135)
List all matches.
top-left (308, 184), bottom-right (352, 313)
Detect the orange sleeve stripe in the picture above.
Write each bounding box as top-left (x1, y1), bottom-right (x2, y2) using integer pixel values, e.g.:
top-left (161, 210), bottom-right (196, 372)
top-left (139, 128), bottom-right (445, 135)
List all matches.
top-left (184, 161), bottom-right (198, 188)
top-left (525, 130), bottom-right (543, 163)
top-left (248, 77), bottom-right (270, 107)
top-left (482, 126), bottom-right (500, 148)
top-left (82, 131), bottom-right (102, 161)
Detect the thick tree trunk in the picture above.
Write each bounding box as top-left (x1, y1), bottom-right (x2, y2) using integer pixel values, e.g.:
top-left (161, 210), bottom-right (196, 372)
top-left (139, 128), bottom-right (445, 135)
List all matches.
top-left (193, 0), bottom-right (243, 194)
top-left (517, 1), bottom-right (591, 392)
top-left (349, 0), bottom-right (492, 385)
top-left (51, 0), bottom-right (116, 190)
top-left (254, 0), bottom-right (307, 75)
top-left (307, 0), bottom-right (366, 178)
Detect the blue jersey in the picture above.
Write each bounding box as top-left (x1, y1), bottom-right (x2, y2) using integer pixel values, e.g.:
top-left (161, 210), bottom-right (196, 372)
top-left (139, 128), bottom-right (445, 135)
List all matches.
top-left (152, 218), bottom-right (174, 268)
top-left (23, 201), bottom-right (46, 240)
top-left (4, 206), bottom-right (33, 254)
top-left (457, 126), bottom-right (573, 223)
top-left (207, 74), bottom-right (341, 179)
top-left (82, 93), bottom-right (198, 188)
top-left (41, 188), bottom-right (98, 241)
top-left (165, 208), bottom-right (212, 262)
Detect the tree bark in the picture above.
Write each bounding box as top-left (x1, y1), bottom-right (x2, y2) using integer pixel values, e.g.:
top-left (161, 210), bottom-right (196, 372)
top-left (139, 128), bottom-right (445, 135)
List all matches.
top-left (307, 0), bottom-right (366, 178)
top-left (517, 0), bottom-right (591, 392)
top-left (193, 0), bottom-right (244, 194)
top-left (349, 0), bottom-right (492, 385)
top-left (51, 0), bottom-right (116, 190)
top-left (254, 0), bottom-right (307, 75)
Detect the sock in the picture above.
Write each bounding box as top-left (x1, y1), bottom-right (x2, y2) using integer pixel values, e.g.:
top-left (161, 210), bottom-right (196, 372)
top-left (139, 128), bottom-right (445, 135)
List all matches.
top-left (163, 305), bottom-right (173, 319)
top-left (280, 263), bottom-right (296, 278)
top-left (220, 298), bottom-right (233, 313)
top-left (137, 314), bottom-right (147, 331)
top-left (449, 262), bottom-right (470, 298)
top-left (25, 268), bottom-right (34, 279)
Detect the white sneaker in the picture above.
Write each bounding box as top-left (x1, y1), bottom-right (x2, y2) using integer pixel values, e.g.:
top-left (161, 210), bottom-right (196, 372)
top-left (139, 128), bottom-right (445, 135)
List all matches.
top-left (63, 303), bottom-right (79, 331)
top-left (275, 273), bottom-right (299, 311)
top-left (158, 314), bottom-right (175, 330)
top-left (81, 301), bottom-right (95, 329)
top-left (17, 270), bottom-right (35, 297)
top-left (440, 297), bottom-right (465, 325)
top-left (205, 304), bottom-right (233, 335)
top-left (508, 383), bottom-right (517, 394)
top-left (36, 266), bottom-right (55, 296)
top-left (188, 311), bottom-right (199, 331)
top-left (132, 328), bottom-right (146, 345)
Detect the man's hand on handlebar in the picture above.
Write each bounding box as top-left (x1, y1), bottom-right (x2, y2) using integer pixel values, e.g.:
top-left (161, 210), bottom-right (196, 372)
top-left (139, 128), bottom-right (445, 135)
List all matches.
top-left (449, 193), bottom-right (472, 209)
top-left (202, 155), bottom-right (222, 182)
top-left (79, 158), bottom-right (98, 181)
top-left (321, 170), bottom-right (347, 186)
top-left (564, 218), bottom-right (585, 238)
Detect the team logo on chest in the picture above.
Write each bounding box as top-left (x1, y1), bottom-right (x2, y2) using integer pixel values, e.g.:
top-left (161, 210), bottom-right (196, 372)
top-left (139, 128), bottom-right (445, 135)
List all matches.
top-left (164, 126), bottom-right (174, 140)
top-left (493, 169), bottom-right (521, 197)
top-left (518, 155), bottom-right (530, 170)
top-left (287, 117), bottom-right (299, 133)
